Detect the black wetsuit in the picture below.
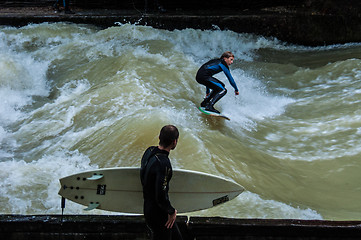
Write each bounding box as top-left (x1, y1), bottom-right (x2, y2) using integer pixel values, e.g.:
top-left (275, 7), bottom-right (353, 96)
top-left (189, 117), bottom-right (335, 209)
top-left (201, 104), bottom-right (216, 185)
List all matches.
top-left (196, 58), bottom-right (238, 112)
top-left (140, 146), bottom-right (182, 240)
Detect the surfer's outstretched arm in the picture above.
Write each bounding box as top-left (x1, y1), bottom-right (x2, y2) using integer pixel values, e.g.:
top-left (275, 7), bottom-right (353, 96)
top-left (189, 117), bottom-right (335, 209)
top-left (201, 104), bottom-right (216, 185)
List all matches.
top-left (219, 64), bottom-right (239, 95)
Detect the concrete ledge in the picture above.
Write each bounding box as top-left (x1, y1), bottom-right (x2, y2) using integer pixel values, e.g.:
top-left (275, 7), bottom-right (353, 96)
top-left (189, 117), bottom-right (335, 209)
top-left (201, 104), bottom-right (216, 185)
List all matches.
top-left (1, 215), bottom-right (361, 240)
top-left (189, 217), bottom-right (361, 239)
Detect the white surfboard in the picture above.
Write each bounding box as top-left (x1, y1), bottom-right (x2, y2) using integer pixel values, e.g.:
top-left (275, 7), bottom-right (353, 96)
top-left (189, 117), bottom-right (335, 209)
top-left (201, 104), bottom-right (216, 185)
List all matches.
top-left (58, 167), bottom-right (244, 213)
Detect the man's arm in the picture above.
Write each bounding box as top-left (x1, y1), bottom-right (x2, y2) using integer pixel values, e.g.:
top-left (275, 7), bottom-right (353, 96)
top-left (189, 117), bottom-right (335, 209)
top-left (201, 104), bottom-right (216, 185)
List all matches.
top-left (154, 162), bottom-right (175, 215)
top-left (219, 64), bottom-right (238, 92)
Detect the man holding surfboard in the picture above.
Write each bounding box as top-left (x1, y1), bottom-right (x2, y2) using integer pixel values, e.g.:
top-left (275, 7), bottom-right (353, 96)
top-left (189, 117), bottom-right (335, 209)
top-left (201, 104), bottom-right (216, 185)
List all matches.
top-left (196, 51), bottom-right (239, 114)
top-left (140, 125), bottom-right (182, 240)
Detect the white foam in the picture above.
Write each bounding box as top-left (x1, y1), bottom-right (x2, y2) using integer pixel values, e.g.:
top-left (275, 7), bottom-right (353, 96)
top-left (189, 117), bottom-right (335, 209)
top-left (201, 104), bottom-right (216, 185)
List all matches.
top-left (234, 192), bottom-right (323, 219)
top-left (191, 191), bottom-right (323, 220)
top-left (0, 150), bottom-right (97, 214)
top-left (167, 28), bottom-right (282, 63)
top-left (217, 69), bottom-right (295, 131)
top-left (0, 47), bottom-right (50, 126)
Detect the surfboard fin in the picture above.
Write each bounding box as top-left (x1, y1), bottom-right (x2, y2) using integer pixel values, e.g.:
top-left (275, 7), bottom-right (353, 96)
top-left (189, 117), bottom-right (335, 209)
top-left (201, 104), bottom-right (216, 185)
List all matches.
top-left (86, 174), bottom-right (104, 180)
top-left (84, 202), bottom-right (100, 211)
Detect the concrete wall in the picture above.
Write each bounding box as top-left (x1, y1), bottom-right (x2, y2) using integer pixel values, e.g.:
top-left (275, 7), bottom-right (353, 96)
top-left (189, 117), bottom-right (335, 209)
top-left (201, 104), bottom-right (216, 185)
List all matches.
top-left (2, 0), bottom-right (361, 13)
top-left (1, 9), bottom-right (361, 46)
top-left (0, 0), bottom-right (301, 10)
top-left (1, 0), bottom-right (361, 45)
top-left (1, 215), bottom-right (361, 240)
top-left (1, 0), bottom-right (360, 14)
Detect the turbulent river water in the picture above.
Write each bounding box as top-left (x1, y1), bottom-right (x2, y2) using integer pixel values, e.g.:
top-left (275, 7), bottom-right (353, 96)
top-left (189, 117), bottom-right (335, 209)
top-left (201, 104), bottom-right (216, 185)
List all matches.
top-left (1, 22), bottom-right (361, 220)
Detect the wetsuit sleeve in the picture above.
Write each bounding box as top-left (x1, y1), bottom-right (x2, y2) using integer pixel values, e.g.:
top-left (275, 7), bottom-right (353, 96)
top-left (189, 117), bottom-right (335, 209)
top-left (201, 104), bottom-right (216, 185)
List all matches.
top-left (220, 64), bottom-right (238, 92)
top-left (206, 87), bottom-right (210, 95)
top-left (154, 161), bottom-right (175, 215)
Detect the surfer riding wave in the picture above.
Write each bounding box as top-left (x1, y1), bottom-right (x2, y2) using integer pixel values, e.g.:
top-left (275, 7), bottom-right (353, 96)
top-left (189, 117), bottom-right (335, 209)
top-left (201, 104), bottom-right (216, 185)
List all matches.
top-left (196, 51), bottom-right (239, 114)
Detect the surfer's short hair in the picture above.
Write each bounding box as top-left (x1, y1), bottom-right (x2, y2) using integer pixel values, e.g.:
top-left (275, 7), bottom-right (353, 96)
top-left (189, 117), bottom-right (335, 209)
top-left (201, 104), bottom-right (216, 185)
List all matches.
top-left (221, 51), bottom-right (234, 59)
top-left (159, 125), bottom-right (179, 148)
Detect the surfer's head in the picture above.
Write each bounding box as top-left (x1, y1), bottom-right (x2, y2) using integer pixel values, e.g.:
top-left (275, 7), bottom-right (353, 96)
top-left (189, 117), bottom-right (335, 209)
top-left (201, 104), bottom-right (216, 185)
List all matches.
top-left (159, 125), bottom-right (179, 150)
top-left (221, 51), bottom-right (234, 66)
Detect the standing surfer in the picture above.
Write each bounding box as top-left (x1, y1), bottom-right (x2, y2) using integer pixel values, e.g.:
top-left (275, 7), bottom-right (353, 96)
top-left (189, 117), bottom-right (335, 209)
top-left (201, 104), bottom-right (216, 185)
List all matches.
top-left (140, 125), bottom-right (183, 240)
top-left (196, 51), bottom-right (239, 114)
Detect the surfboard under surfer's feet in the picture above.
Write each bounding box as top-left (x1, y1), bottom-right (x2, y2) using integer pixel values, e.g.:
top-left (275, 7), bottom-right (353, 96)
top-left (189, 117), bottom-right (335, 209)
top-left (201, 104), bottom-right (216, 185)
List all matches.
top-left (205, 105), bottom-right (220, 114)
top-left (200, 101), bottom-right (220, 114)
top-left (198, 106), bottom-right (230, 120)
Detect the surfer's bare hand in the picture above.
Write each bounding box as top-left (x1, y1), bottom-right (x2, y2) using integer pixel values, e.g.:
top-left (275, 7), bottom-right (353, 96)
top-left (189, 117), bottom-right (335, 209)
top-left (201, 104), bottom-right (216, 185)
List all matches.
top-left (165, 210), bottom-right (177, 228)
top-left (235, 91), bottom-right (239, 95)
